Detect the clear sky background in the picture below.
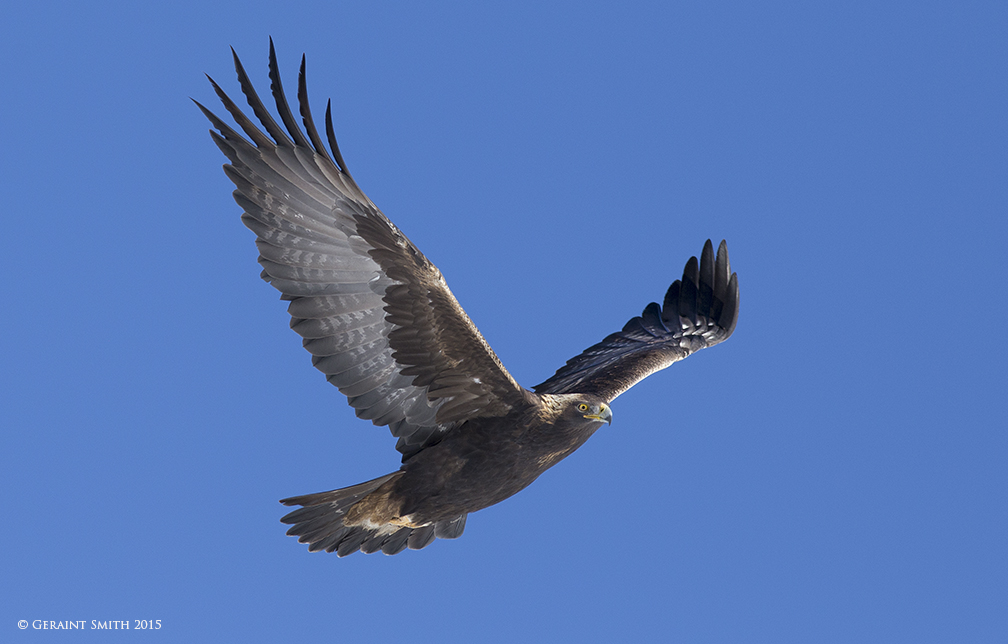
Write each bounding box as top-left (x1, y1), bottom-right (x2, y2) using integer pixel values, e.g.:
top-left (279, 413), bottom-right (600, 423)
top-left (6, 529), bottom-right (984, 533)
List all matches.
top-left (3, 1), bottom-right (1006, 641)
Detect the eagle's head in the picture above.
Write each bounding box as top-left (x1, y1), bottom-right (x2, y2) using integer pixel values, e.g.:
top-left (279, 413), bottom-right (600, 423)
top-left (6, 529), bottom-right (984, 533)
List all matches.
top-left (558, 394), bottom-right (612, 426)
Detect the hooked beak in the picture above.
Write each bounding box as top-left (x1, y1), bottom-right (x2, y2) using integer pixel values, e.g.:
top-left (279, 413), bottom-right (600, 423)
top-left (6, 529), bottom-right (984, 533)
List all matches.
top-left (585, 403), bottom-right (612, 425)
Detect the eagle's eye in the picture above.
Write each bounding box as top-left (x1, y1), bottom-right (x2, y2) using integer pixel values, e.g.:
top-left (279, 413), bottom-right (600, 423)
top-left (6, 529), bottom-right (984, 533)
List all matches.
top-left (577, 403), bottom-right (589, 412)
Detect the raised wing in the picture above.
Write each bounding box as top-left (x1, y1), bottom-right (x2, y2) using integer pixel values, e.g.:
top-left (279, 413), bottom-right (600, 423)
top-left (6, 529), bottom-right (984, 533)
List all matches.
top-left (533, 240), bottom-right (738, 401)
top-left (196, 41), bottom-right (526, 459)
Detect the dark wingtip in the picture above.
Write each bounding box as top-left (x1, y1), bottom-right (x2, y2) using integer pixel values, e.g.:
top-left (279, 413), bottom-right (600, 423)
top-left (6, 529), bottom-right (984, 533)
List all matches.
top-left (192, 96), bottom-right (230, 135)
top-left (325, 99), bottom-right (353, 178)
top-left (267, 39), bottom-right (310, 147)
top-left (191, 97), bottom-right (214, 120)
top-left (191, 97), bottom-right (219, 131)
top-left (701, 238), bottom-right (714, 264)
top-left (661, 280), bottom-right (681, 326)
top-left (678, 255), bottom-right (700, 322)
top-left (723, 272), bottom-right (739, 336)
top-left (715, 239), bottom-right (730, 296)
top-left (698, 240), bottom-right (715, 314)
top-left (682, 255), bottom-right (699, 288)
top-left (717, 238), bottom-right (729, 259)
top-left (297, 50), bottom-right (337, 167)
top-left (204, 73), bottom-right (226, 100)
top-left (700, 240), bottom-right (714, 282)
top-left (713, 239), bottom-right (738, 336)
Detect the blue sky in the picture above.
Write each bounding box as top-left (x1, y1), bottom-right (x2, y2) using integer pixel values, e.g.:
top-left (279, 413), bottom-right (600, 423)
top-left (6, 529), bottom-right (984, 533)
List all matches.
top-left (3, 1), bottom-right (1006, 641)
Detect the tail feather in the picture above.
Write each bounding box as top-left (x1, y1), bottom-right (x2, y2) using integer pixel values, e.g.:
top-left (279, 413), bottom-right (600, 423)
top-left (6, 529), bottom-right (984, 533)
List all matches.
top-left (279, 472), bottom-right (467, 557)
top-left (434, 513), bottom-right (467, 539)
top-left (407, 524), bottom-right (437, 550)
top-left (333, 529), bottom-right (370, 557)
top-left (375, 528), bottom-right (412, 555)
top-left (309, 527), bottom-right (352, 554)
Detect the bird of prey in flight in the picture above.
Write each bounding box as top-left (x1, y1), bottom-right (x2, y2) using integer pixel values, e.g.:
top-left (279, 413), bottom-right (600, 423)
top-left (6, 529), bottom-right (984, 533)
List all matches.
top-left (196, 41), bottom-right (739, 557)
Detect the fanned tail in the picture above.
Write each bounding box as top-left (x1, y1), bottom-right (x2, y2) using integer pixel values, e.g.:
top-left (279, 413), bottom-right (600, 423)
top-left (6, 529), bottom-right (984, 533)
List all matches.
top-left (280, 472), bottom-right (466, 556)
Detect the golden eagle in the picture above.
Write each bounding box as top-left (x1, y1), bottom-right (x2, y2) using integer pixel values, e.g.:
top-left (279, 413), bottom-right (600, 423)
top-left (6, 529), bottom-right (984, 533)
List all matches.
top-left (196, 42), bottom-right (739, 557)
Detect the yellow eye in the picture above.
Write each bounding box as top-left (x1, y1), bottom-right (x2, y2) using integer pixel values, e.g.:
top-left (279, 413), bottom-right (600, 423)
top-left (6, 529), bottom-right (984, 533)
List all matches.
top-left (578, 403), bottom-right (589, 412)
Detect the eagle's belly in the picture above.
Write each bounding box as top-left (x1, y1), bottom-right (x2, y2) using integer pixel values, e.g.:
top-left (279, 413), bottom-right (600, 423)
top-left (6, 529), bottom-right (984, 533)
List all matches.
top-left (392, 417), bottom-right (590, 523)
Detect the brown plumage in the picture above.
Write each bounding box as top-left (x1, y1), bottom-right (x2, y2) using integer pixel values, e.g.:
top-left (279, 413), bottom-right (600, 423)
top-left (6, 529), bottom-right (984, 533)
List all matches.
top-left (197, 41), bottom-right (739, 557)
